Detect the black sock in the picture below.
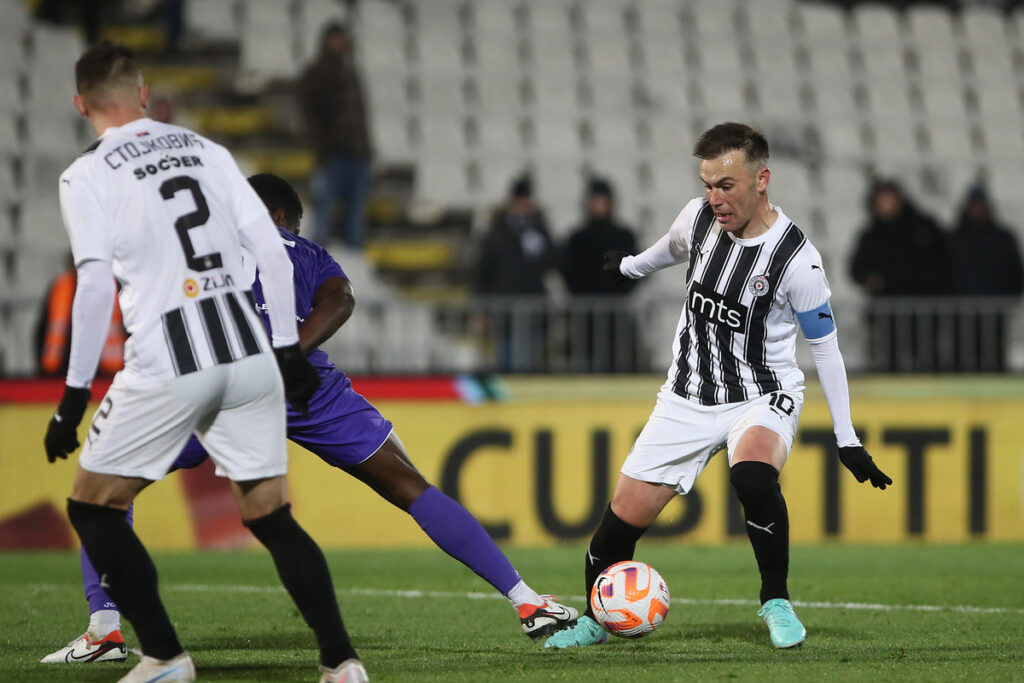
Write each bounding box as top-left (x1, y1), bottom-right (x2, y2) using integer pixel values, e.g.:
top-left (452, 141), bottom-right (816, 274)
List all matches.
top-left (583, 504), bottom-right (648, 619)
top-left (244, 504), bottom-right (356, 668)
top-left (730, 461), bottom-right (790, 604)
top-left (66, 499), bottom-right (183, 660)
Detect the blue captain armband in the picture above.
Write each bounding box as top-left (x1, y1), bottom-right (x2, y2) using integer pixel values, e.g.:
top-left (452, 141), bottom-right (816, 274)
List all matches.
top-left (796, 301), bottom-right (837, 340)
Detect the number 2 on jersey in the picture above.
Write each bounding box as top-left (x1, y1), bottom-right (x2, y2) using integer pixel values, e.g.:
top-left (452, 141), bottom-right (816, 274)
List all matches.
top-left (160, 175), bottom-right (222, 271)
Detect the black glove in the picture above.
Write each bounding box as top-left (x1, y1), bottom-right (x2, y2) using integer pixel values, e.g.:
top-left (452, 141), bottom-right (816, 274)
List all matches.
top-left (602, 250), bottom-right (631, 285)
top-left (44, 386), bottom-right (91, 463)
top-left (274, 343), bottom-right (321, 415)
top-left (838, 445), bottom-right (892, 490)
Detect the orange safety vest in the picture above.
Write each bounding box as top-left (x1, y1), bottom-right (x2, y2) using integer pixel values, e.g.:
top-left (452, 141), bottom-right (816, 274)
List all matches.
top-left (40, 270), bottom-right (126, 376)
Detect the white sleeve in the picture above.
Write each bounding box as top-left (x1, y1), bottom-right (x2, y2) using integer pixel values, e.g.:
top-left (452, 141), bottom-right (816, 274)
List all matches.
top-left (59, 166), bottom-right (112, 267)
top-left (620, 234), bottom-right (682, 279)
top-left (238, 215), bottom-right (299, 347)
top-left (619, 201), bottom-right (694, 279)
top-left (66, 259), bottom-right (116, 389)
top-left (807, 334), bottom-right (860, 447)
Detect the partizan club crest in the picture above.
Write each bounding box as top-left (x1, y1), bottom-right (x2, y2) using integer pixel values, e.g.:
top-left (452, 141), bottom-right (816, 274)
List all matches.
top-left (748, 274), bottom-right (770, 297)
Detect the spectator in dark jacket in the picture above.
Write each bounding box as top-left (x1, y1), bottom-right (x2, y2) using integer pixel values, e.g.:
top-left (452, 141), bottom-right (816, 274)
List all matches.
top-left (475, 176), bottom-right (555, 371)
top-left (476, 175), bottom-right (555, 296)
top-left (949, 184), bottom-right (1024, 371)
top-left (298, 22), bottom-right (372, 248)
top-left (562, 178), bottom-right (641, 371)
top-left (850, 180), bottom-right (952, 372)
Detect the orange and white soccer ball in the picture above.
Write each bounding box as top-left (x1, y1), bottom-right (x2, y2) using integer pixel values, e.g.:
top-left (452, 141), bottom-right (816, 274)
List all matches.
top-left (590, 561), bottom-right (670, 638)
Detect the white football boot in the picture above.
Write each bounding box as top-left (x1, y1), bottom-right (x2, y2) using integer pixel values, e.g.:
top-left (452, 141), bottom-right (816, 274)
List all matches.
top-left (117, 652), bottom-right (195, 682)
top-left (320, 657), bottom-right (369, 682)
top-left (40, 629), bottom-right (128, 663)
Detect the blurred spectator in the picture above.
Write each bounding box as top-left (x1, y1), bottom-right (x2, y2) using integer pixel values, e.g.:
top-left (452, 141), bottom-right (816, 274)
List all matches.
top-left (950, 184), bottom-right (1024, 371)
top-left (297, 22), bottom-right (372, 248)
top-left (35, 0), bottom-right (103, 44)
top-left (475, 175), bottom-right (556, 371)
top-left (35, 255), bottom-right (125, 378)
top-left (561, 178), bottom-right (641, 372)
top-left (850, 180), bottom-right (952, 372)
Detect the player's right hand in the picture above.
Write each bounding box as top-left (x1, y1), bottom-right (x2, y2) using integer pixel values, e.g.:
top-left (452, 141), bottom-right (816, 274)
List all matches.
top-left (838, 445), bottom-right (892, 490)
top-left (602, 250), bottom-right (631, 285)
top-left (274, 343), bottom-right (321, 415)
top-left (44, 386), bottom-right (90, 463)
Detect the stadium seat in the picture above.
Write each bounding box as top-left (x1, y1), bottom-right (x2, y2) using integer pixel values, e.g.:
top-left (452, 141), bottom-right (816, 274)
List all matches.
top-left (906, 5), bottom-right (956, 52)
top-left (794, 1), bottom-right (847, 47)
top-left (523, 1), bottom-right (574, 43)
top-left (628, 0), bottom-right (683, 39)
top-left (238, 26), bottom-right (300, 87)
top-left (577, 34), bottom-right (631, 80)
top-left (686, 0), bottom-right (737, 40)
top-left (411, 33), bottom-right (465, 78)
top-left (370, 112), bottom-right (413, 163)
top-left (741, 0), bottom-right (795, 40)
top-left (465, 32), bottom-right (520, 76)
top-left (184, 0), bottom-right (240, 43)
top-left (851, 3), bottom-right (903, 49)
top-left (470, 115), bottom-right (521, 156)
top-left (470, 1), bottom-right (515, 36)
top-left (962, 5), bottom-right (1011, 58)
top-left (576, 1), bottom-right (627, 40)
top-left (465, 74), bottom-right (524, 115)
top-left (355, 0), bottom-right (403, 42)
top-left (414, 157), bottom-right (472, 208)
top-left (522, 73), bottom-right (580, 115)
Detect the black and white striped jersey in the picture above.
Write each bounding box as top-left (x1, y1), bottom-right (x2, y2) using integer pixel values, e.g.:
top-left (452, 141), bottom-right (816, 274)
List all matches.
top-left (664, 197), bottom-right (832, 405)
top-left (59, 117), bottom-right (280, 381)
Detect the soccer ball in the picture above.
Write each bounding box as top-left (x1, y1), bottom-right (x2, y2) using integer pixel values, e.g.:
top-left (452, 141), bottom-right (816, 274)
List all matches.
top-left (590, 561), bottom-right (670, 638)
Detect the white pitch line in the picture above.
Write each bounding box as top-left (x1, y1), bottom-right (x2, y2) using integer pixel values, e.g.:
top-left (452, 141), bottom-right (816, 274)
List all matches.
top-left (28, 583), bottom-right (1024, 616)
top-left (171, 584), bottom-right (1024, 616)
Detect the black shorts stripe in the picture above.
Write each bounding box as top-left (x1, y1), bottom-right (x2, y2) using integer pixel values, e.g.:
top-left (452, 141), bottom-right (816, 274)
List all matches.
top-left (162, 307), bottom-right (198, 376)
top-left (745, 223), bottom-right (806, 394)
top-left (198, 297), bottom-right (234, 364)
top-left (718, 244), bottom-right (763, 403)
top-left (226, 291), bottom-right (262, 357)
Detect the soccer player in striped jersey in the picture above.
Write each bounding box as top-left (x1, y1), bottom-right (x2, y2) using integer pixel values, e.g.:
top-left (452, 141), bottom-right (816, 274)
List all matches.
top-left (43, 42), bottom-right (364, 682)
top-left (43, 173), bottom-right (578, 668)
top-left (546, 123), bottom-right (892, 650)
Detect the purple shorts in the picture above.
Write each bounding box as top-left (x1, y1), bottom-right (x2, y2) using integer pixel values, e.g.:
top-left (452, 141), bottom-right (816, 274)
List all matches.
top-left (173, 371), bottom-right (393, 471)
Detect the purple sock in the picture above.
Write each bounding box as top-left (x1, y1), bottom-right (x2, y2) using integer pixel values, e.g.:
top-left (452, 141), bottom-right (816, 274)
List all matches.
top-left (82, 503), bottom-right (133, 615)
top-left (408, 486), bottom-right (521, 595)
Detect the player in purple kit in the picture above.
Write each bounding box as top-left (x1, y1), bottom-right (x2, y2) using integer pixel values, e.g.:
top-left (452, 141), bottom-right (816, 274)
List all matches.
top-left (43, 173), bottom-right (577, 666)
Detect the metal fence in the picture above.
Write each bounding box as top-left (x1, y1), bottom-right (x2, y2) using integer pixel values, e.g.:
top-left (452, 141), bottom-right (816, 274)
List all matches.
top-left (2, 294), bottom-right (1021, 377)
top-left (318, 295), bottom-right (1024, 376)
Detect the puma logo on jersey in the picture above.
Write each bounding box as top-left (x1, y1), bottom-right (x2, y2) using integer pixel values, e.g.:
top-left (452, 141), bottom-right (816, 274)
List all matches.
top-left (746, 520), bottom-right (775, 535)
top-left (811, 264), bottom-right (821, 270)
top-left (688, 281), bottom-right (748, 331)
top-left (818, 312), bottom-right (833, 320)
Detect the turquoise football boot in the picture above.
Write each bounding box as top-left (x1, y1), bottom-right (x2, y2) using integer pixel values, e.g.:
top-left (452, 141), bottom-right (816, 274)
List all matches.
top-left (757, 598), bottom-right (806, 648)
top-left (544, 615), bottom-right (609, 649)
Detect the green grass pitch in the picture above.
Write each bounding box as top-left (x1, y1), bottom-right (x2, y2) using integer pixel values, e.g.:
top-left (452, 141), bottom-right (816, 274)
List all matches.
top-left (2, 543), bottom-right (1022, 681)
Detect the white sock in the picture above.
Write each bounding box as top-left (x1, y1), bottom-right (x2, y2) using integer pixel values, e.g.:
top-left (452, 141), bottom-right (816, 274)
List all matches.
top-left (88, 609), bottom-right (120, 638)
top-left (505, 579), bottom-right (544, 608)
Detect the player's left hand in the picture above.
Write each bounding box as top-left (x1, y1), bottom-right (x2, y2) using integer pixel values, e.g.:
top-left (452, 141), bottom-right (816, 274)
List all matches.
top-left (602, 250), bottom-right (631, 285)
top-left (838, 445), bottom-right (892, 490)
top-left (44, 386), bottom-right (91, 463)
top-left (274, 343), bottom-right (321, 415)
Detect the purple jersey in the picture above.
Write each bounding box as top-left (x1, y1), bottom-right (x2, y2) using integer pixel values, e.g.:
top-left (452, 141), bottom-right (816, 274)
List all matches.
top-left (173, 229), bottom-right (393, 472)
top-left (252, 228), bottom-right (345, 378)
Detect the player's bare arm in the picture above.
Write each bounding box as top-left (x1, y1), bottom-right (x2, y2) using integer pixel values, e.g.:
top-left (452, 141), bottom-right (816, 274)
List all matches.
top-left (299, 276), bottom-right (354, 353)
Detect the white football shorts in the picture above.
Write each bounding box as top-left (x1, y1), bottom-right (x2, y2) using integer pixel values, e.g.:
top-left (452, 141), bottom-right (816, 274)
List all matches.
top-left (79, 353), bottom-right (288, 482)
top-left (621, 387), bottom-right (804, 495)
